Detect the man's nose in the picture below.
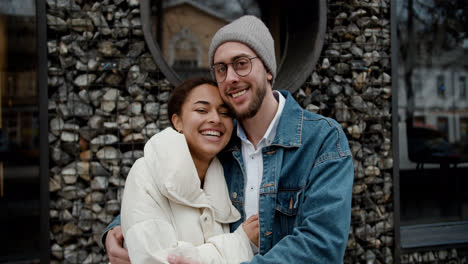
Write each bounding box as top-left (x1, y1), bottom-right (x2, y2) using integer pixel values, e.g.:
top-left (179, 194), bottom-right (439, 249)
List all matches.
top-left (224, 64), bottom-right (239, 83)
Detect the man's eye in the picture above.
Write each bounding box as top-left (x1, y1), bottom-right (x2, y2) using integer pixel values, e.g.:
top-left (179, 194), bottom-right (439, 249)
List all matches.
top-left (196, 109), bottom-right (207, 113)
top-left (216, 65), bottom-right (226, 73)
top-left (236, 61), bottom-right (247, 67)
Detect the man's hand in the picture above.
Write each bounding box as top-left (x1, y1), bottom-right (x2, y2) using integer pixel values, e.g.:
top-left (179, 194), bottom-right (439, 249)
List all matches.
top-left (106, 226), bottom-right (131, 264)
top-left (242, 214), bottom-right (259, 246)
top-left (168, 255), bottom-right (200, 264)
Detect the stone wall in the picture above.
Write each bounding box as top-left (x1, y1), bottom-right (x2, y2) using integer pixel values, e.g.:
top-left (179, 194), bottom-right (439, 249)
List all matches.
top-left (45, 0), bottom-right (466, 263)
top-left (295, 1), bottom-right (394, 263)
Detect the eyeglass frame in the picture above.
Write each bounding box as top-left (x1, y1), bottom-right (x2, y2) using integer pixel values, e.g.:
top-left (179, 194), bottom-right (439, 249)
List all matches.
top-left (211, 56), bottom-right (258, 83)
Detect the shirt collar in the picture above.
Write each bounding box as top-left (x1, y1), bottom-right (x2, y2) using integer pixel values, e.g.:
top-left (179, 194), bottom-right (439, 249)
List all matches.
top-left (236, 91), bottom-right (286, 147)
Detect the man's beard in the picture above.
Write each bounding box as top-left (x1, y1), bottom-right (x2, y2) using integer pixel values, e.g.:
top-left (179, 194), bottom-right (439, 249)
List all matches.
top-left (227, 81), bottom-right (266, 121)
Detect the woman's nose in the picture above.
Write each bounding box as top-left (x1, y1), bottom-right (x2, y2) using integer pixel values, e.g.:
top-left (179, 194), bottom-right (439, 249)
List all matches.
top-left (208, 111), bottom-right (221, 123)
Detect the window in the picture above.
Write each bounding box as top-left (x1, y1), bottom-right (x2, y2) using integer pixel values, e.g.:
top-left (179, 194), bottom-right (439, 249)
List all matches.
top-left (142, 0), bottom-right (327, 93)
top-left (461, 118), bottom-right (468, 141)
top-left (396, 0), bottom-right (468, 250)
top-left (436, 116), bottom-right (448, 138)
top-left (0, 0), bottom-right (43, 262)
top-left (460, 76), bottom-right (466, 98)
top-left (412, 74), bottom-right (422, 96)
top-left (437, 75), bottom-right (445, 97)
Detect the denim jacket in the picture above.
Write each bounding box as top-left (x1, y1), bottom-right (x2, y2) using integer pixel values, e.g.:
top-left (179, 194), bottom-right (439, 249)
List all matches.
top-left (101, 91), bottom-right (353, 263)
top-left (217, 91), bottom-right (354, 263)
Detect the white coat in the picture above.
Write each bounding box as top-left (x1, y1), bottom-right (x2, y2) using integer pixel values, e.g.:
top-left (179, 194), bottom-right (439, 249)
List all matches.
top-left (121, 128), bottom-right (253, 264)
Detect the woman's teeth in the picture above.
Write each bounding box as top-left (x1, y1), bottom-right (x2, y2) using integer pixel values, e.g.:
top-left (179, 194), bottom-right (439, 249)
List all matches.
top-left (232, 90), bottom-right (246, 98)
top-left (202, 130), bottom-right (221, 137)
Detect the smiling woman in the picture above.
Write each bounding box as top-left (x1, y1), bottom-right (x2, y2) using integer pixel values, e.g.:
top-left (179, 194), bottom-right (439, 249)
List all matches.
top-left (169, 78), bottom-right (233, 179)
top-left (120, 77), bottom-right (256, 264)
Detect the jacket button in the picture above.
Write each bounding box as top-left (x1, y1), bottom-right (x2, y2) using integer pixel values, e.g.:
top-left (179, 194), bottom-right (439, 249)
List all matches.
top-left (232, 192), bottom-right (237, 199)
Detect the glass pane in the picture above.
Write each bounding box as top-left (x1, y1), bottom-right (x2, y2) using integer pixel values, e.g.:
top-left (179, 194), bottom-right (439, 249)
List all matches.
top-left (151, 0), bottom-right (262, 80)
top-left (397, 0), bottom-right (468, 225)
top-left (0, 0), bottom-right (40, 261)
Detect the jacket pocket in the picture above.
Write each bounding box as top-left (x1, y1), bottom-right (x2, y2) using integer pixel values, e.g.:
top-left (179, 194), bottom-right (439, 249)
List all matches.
top-left (274, 189), bottom-right (302, 237)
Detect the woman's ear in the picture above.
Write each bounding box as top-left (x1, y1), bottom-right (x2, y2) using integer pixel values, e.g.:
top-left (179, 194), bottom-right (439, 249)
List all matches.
top-left (172, 114), bottom-right (183, 133)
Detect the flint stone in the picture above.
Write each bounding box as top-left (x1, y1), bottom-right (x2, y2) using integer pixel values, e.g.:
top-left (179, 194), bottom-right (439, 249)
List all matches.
top-left (88, 115), bottom-right (104, 129)
top-left (51, 243), bottom-right (63, 259)
top-left (328, 83), bottom-right (343, 96)
top-left (350, 96), bottom-right (367, 112)
top-left (90, 135), bottom-right (119, 150)
top-left (119, 123), bottom-right (132, 136)
top-left (106, 200), bottom-right (121, 214)
top-left (122, 150), bottom-right (144, 165)
top-left (130, 116), bottom-right (146, 131)
top-left (47, 15), bottom-right (68, 32)
top-left (50, 176), bottom-right (62, 192)
top-left (56, 198), bottom-right (73, 210)
top-left (123, 133), bottom-right (145, 143)
top-left (143, 123), bottom-right (159, 137)
top-left (306, 104), bottom-right (320, 113)
top-left (144, 102), bottom-right (160, 119)
top-left (104, 122), bottom-right (118, 129)
top-left (334, 102), bottom-right (351, 122)
top-left (128, 102), bottom-right (142, 116)
top-left (74, 74), bottom-right (96, 87)
top-left (96, 147), bottom-right (120, 163)
top-left (85, 191), bottom-right (105, 204)
top-left (91, 176), bottom-right (108, 190)
top-left (61, 131), bottom-right (79, 142)
top-left (50, 117), bottom-right (65, 136)
top-left (117, 98), bottom-right (130, 111)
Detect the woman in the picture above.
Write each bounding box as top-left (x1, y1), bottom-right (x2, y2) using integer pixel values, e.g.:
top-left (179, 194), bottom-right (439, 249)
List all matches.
top-left (121, 77), bottom-right (257, 264)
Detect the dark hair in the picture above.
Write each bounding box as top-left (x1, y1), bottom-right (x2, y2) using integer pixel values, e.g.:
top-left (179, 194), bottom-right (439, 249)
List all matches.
top-left (167, 77), bottom-right (218, 128)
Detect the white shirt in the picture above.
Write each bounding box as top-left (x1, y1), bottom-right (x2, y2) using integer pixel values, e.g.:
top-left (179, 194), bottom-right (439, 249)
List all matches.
top-left (236, 91), bottom-right (285, 219)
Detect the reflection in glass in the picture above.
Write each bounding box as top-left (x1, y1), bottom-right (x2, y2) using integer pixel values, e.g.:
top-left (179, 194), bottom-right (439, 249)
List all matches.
top-left (151, 0), bottom-right (261, 80)
top-left (397, 0), bottom-right (468, 225)
top-left (0, 0), bottom-right (40, 261)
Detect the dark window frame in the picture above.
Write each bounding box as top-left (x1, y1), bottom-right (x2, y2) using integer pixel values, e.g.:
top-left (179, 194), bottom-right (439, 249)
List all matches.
top-left (37, 0), bottom-right (50, 262)
top-left (392, 1), bottom-right (468, 262)
top-left (460, 76), bottom-right (466, 98)
top-left (437, 75), bottom-right (446, 98)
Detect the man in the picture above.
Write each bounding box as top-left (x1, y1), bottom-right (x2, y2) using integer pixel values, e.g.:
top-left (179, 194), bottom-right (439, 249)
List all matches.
top-left (103, 15), bottom-right (354, 264)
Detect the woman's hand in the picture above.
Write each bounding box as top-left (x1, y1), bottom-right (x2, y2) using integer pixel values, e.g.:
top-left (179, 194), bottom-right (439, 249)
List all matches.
top-left (242, 214), bottom-right (259, 246)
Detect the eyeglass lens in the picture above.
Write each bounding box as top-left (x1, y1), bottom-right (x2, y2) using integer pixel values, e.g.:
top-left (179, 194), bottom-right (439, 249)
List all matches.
top-left (213, 57), bottom-right (253, 82)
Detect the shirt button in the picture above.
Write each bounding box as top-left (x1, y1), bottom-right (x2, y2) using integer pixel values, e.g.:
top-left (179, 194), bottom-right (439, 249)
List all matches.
top-left (250, 186), bottom-right (254, 190)
top-left (232, 192), bottom-right (237, 199)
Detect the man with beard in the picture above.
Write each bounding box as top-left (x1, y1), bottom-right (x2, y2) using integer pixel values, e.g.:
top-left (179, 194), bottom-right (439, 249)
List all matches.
top-left (103, 15), bottom-right (354, 264)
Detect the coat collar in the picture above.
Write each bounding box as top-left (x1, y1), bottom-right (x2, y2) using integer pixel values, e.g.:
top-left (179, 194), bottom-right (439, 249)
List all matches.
top-left (144, 128), bottom-right (240, 223)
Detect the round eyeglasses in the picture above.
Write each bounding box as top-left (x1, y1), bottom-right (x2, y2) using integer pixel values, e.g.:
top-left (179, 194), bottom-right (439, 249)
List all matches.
top-left (211, 56), bottom-right (258, 83)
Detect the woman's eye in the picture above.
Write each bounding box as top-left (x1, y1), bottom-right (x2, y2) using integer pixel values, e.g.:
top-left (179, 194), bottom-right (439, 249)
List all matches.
top-left (196, 109), bottom-right (207, 113)
top-left (220, 111), bottom-right (232, 117)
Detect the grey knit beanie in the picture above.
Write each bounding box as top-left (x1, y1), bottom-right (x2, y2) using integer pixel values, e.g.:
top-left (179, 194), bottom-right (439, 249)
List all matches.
top-left (208, 15), bottom-right (276, 83)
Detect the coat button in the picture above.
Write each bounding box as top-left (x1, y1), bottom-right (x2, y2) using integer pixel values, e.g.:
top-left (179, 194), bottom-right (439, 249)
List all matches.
top-left (232, 192), bottom-right (237, 199)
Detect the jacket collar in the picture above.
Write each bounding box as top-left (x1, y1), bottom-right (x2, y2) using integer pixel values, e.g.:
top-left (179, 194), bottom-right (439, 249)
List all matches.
top-left (223, 90), bottom-right (303, 153)
top-left (145, 128), bottom-right (240, 223)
